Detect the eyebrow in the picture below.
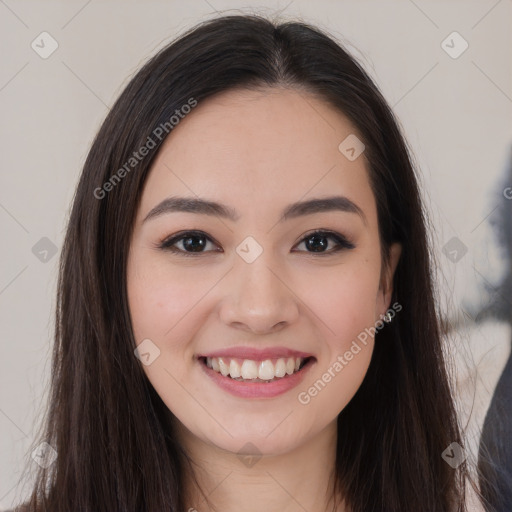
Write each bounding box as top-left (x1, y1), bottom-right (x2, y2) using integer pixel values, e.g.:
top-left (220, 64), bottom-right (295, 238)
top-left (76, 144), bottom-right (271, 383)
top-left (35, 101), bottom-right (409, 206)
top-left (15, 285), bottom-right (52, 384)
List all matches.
top-left (143, 195), bottom-right (367, 226)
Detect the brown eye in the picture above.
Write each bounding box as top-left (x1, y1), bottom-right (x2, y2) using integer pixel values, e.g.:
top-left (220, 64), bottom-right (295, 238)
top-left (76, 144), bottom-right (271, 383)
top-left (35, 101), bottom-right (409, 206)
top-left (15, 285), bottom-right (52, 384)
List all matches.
top-left (294, 230), bottom-right (355, 254)
top-left (160, 231), bottom-right (221, 256)
top-left (159, 229), bottom-right (355, 258)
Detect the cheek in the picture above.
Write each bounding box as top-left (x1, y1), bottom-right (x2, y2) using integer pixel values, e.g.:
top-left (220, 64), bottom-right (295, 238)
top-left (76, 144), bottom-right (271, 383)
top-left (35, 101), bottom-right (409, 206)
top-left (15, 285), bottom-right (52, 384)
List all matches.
top-left (293, 260), bottom-right (379, 412)
top-left (127, 258), bottom-right (206, 402)
top-left (127, 254), bottom-right (207, 343)
top-left (127, 260), bottom-right (204, 399)
top-left (299, 259), bottom-right (380, 344)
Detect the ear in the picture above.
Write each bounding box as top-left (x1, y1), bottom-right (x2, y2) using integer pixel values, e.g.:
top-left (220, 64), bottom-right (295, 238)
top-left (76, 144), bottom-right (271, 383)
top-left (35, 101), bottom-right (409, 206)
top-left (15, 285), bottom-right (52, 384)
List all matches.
top-left (375, 242), bottom-right (402, 320)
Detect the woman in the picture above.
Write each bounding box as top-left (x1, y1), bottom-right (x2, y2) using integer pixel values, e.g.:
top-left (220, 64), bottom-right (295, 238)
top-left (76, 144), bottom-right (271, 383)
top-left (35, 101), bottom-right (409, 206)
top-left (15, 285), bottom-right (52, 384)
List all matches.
top-left (11, 13), bottom-right (484, 512)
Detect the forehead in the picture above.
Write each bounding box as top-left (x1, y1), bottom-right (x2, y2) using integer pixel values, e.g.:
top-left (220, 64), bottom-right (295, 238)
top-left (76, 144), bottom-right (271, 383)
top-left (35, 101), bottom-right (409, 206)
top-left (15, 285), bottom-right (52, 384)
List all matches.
top-left (139, 87), bottom-right (377, 226)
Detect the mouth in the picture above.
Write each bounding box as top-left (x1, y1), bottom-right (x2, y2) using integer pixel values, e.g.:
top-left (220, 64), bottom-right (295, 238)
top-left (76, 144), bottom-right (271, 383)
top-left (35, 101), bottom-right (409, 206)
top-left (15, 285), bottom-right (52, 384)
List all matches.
top-left (198, 355), bottom-right (315, 383)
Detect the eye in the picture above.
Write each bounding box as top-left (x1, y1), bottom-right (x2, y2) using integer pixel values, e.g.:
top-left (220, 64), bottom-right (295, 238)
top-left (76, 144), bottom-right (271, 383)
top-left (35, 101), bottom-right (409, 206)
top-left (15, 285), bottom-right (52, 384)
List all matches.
top-left (159, 230), bottom-right (221, 257)
top-left (159, 229), bottom-right (355, 257)
top-left (293, 230), bottom-right (355, 255)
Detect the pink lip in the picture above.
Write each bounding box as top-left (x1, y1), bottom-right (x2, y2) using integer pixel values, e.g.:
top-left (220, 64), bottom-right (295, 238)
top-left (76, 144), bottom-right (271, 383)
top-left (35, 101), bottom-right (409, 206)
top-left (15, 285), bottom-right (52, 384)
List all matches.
top-left (198, 346), bottom-right (313, 361)
top-left (199, 356), bottom-right (316, 399)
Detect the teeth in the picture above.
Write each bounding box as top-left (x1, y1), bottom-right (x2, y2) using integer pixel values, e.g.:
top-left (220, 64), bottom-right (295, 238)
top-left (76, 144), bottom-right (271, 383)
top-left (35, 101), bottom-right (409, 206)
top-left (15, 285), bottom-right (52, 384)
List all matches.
top-left (205, 356), bottom-right (306, 380)
top-left (241, 360), bottom-right (258, 379)
top-left (275, 358), bottom-right (287, 377)
top-left (258, 360), bottom-right (274, 380)
top-left (229, 359), bottom-right (241, 378)
top-left (218, 357), bottom-right (230, 377)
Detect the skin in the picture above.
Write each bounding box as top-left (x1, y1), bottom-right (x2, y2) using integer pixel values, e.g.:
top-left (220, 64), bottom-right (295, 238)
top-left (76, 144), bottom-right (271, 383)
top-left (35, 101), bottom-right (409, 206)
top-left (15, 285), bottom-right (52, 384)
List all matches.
top-left (127, 87), bottom-right (402, 512)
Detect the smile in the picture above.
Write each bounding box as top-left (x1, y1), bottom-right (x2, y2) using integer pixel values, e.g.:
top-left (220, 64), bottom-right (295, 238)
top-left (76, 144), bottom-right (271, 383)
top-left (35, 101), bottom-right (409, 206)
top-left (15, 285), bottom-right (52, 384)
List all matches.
top-left (198, 356), bottom-right (316, 398)
top-left (203, 356), bottom-right (308, 381)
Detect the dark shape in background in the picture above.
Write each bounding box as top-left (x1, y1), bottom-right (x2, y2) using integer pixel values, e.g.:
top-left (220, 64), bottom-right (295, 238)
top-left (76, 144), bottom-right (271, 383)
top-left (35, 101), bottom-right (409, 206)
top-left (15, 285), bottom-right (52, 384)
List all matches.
top-left (478, 145), bottom-right (512, 512)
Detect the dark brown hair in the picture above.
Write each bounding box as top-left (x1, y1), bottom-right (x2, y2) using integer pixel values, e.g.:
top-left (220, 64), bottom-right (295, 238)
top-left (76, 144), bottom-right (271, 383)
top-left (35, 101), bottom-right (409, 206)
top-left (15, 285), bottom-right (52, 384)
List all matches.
top-left (16, 13), bottom-right (473, 511)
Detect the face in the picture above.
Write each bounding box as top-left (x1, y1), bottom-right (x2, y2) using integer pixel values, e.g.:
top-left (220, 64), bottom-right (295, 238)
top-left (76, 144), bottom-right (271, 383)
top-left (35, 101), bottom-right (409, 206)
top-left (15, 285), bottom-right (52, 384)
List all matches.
top-left (127, 87), bottom-right (401, 458)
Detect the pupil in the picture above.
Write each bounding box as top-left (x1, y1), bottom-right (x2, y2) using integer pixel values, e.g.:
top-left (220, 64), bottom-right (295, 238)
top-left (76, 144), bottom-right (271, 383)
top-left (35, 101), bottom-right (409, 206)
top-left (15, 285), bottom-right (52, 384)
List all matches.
top-left (184, 235), bottom-right (206, 252)
top-left (306, 234), bottom-right (327, 252)
top-left (181, 234), bottom-right (329, 253)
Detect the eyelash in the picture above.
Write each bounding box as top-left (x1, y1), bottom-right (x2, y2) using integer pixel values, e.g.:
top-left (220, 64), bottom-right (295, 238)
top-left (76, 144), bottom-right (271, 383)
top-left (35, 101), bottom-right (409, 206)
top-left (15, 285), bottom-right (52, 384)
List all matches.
top-left (158, 229), bottom-right (355, 257)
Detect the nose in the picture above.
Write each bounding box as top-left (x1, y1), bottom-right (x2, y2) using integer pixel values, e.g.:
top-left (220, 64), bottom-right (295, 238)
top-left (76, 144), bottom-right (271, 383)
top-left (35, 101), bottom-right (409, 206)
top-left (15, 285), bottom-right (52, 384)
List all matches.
top-left (218, 252), bottom-right (300, 334)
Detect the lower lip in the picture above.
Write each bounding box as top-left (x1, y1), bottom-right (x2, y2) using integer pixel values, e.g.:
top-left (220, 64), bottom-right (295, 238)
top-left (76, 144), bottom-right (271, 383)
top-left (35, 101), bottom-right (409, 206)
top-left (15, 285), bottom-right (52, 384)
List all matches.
top-left (198, 357), bottom-right (316, 399)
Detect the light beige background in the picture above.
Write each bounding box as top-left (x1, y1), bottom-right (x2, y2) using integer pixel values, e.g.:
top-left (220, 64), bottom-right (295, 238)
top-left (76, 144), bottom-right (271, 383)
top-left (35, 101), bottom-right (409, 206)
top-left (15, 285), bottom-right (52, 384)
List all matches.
top-left (0, 0), bottom-right (511, 508)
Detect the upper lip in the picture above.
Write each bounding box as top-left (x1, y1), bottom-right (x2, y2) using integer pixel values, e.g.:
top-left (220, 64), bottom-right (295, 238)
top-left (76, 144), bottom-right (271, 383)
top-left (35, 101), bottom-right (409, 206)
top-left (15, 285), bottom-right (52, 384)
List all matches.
top-left (198, 346), bottom-right (314, 361)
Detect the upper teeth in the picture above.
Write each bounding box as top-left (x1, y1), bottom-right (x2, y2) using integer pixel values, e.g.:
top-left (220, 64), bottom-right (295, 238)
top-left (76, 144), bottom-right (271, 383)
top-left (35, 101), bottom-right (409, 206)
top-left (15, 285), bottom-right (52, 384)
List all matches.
top-left (205, 356), bottom-right (304, 380)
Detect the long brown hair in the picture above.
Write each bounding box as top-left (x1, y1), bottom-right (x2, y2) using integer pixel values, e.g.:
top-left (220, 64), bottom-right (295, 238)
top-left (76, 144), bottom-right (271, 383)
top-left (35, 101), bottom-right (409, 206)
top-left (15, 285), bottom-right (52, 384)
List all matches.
top-left (16, 13), bottom-right (471, 511)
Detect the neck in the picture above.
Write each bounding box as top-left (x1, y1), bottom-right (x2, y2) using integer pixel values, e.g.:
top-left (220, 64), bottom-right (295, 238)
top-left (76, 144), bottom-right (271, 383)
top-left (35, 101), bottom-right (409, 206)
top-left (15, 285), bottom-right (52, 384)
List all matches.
top-left (175, 419), bottom-right (345, 512)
